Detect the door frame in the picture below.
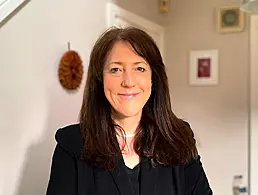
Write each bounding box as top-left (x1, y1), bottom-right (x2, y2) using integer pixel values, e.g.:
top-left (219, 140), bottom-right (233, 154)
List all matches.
top-left (250, 14), bottom-right (258, 195)
top-left (106, 2), bottom-right (165, 58)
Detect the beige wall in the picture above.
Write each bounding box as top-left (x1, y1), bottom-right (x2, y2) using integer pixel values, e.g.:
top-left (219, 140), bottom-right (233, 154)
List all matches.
top-left (250, 15), bottom-right (258, 195)
top-left (165, 0), bottom-right (249, 194)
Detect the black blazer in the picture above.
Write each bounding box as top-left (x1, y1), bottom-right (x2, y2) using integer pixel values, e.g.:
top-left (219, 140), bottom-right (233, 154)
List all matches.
top-left (46, 124), bottom-right (212, 195)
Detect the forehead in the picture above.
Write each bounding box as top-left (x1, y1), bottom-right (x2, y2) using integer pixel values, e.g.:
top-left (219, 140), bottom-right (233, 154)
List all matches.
top-left (106, 41), bottom-right (147, 63)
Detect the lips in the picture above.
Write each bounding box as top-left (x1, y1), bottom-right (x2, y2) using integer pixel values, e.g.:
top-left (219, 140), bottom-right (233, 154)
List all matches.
top-left (118, 92), bottom-right (140, 98)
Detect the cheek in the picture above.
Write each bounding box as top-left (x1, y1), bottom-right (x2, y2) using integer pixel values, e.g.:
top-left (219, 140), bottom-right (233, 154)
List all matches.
top-left (103, 76), bottom-right (118, 99)
top-left (103, 76), bottom-right (111, 97)
top-left (138, 76), bottom-right (152, 92)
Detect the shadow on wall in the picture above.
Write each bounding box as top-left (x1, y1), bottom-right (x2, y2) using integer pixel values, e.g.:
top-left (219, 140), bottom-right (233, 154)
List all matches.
top-left (14, 90), bottom-right (54, 195)
top-left (15, 85), bottom-right (81, 195)
top-left (15, 136), bottom-right (54, 195)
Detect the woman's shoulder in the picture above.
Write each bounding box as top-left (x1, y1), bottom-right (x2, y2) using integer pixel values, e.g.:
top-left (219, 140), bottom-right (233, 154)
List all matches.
top-left (183, 155), bottom-right (213, 194)
top-left (54, 123), bottom-right (83, 157)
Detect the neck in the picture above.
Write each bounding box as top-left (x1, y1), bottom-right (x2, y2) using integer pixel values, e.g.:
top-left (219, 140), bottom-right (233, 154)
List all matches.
top-left (112, 112), bottom-right (142, 135)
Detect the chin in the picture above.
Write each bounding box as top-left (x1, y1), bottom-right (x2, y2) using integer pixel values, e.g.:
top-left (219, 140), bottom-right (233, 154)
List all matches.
top-left (115, 109), bottom-right (142, 118)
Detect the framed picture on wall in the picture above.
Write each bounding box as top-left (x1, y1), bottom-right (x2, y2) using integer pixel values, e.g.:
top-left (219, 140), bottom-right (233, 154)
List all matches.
top-left (217, 4), bottom-right (245, 33)
top-left (189, 50), bottom-right (219, 86)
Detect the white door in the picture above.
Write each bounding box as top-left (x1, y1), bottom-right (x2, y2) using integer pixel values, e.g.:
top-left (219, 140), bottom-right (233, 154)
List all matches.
top-left (106, 2), bottom-right (165, 59)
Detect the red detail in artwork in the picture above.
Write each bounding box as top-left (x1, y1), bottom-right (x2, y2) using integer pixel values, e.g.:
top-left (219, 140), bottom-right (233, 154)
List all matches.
top-left (197, 58), bottom-right (211, 78)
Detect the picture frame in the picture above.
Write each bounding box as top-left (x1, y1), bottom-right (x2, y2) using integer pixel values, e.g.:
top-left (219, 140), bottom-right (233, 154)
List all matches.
top-left (217, 4), bottom-right (245, 33)
top-left (0, 0), bottom-right (26, 23)
top-left (159, 0), bottom-right (169, 13)
top-left (189, 50), bottom-right (219, 86)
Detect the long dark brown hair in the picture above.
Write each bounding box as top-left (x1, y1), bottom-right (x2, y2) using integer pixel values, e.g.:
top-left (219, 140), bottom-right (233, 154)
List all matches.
top-left (79, 27), bottom-right (197, 170)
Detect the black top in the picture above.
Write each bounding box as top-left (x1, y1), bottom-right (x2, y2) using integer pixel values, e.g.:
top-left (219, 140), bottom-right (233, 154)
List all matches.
top-left (125, 164), bottom-right (141, 195)
top-left (46, 124), bottom-right (213, 195)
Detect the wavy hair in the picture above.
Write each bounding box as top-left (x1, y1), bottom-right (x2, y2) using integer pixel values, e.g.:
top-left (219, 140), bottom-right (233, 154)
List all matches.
top-left (79, 27), bottom-right (197, 170)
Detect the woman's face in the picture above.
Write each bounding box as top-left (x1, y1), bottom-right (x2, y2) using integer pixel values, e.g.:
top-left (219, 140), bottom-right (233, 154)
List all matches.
top-left (103, 41), bottom-right (152, 118)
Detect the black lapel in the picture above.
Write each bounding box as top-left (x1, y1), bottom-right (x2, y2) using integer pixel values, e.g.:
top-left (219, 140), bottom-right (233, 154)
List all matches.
top-left (140, 157), bottom-right (158, 195)
top-left (171, 165), bottom-right (184, 195)
top-left (158, 166), bottom-right (177, 195)
top-left (109, 157), bottom-right (135, 195)
top-left (77, 160), bottom-right (95, 195)
top-left (140, 158), bottom-right (178, 195)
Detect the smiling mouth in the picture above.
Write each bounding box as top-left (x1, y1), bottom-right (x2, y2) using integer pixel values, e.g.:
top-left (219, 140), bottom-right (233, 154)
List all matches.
top-left (118, 93), bottom-right (140, 98)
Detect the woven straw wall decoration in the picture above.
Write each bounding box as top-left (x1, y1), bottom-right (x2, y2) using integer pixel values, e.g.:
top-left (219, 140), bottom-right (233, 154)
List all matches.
top-left (58, 50), bottom-right (84, 90)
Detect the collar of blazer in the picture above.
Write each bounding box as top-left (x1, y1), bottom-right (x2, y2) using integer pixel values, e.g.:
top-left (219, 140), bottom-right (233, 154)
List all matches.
top-left (109, 155), bottom-right (160, 195)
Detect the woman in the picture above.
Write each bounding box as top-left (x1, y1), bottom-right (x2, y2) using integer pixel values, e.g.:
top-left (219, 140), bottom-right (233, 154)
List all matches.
top-left (46, 27), bottom-right (212, 195)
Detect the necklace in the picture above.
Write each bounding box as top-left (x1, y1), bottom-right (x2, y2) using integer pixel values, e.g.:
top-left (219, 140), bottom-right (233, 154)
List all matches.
top-left (116, 133), bottom-right (135, 138)
top-left (124, 133), bottom-right (135, 138)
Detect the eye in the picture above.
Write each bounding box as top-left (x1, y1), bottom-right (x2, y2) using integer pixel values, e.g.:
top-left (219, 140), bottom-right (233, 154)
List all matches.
top-left (110, 68), bottom-right (120, 73)
top-left (136, 67), bottom-right (146, 72)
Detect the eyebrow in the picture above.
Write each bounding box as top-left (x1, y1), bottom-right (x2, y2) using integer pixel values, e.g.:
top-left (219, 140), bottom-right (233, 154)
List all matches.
top-left (107, 61), bottom-right (147, 66)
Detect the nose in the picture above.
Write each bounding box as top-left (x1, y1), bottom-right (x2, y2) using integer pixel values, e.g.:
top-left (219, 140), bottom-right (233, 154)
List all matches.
top-left (121, 70), bottom-right (136, 88)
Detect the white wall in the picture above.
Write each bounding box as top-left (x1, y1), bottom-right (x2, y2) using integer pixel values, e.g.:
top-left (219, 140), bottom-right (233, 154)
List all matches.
top-left (250, 14), bottom-right (258, 195)
top-left (0, 0), bottom-right (107, 194)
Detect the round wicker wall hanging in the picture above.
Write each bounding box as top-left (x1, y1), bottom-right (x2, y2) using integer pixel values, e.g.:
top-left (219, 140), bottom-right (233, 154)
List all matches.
top-left (58, 49), bottom-right (83, 90)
